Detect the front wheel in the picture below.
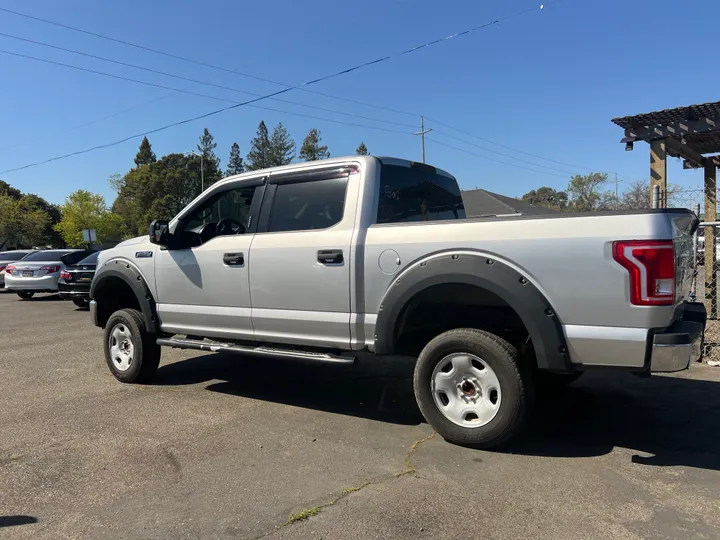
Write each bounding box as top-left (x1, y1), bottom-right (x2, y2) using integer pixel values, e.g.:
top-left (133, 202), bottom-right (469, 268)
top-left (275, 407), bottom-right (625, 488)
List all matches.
top-left (103, 309), bottom-right (161, 383)
top-left (17, 291), bottom-right (34, 300)
top-left (414, 328), bottom-right (533, 449)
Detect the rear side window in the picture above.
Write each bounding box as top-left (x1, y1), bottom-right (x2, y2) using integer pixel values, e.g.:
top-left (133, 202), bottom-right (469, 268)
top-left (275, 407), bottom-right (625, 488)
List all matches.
top-left (77, 252), bottom-right (100, 265)
top-left (21, 250), bottom-right (74, 262)
top-left (377, 164), bottom-right (465, 224)
top-left (269, 177), bottom-right (348, 232)
top-left (0, 251), bottom-right (30, 261)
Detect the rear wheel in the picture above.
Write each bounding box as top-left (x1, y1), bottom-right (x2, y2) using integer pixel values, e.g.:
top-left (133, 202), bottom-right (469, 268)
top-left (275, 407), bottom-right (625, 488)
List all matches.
top-left (103, 308), bottom-right (161, 383)
top-left (72, 298), bottom-right (89, 308)
top-left (414, 328), bottom-right (533, 449)
top-left (17, 291), bottom-right (34, 300)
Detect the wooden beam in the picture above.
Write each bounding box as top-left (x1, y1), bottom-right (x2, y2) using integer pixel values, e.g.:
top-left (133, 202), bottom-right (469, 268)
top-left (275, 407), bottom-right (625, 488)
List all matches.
top-left (705, 161), bottom-right (717, 319)
top-left (650, 140), bottom-right (667, 207)
top-left (665, 137), bottom-right (706, 168)
top-left (624, 116), bottom-right (720, 142)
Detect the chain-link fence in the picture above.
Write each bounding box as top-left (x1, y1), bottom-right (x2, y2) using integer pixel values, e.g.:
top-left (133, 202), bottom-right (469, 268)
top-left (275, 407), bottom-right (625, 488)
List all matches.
top-left (692, 222), bottom-right (720, 361)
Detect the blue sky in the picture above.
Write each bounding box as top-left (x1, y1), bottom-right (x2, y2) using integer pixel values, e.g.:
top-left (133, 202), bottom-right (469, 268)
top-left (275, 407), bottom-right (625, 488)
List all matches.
top-left (0, 0), bottom-right (718, 207)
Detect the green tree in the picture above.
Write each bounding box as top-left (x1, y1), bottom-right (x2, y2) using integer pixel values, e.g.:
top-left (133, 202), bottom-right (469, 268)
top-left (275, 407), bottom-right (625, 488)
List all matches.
top-left (567, 173), bottom-right (614, 212)
top-left (0, 195), bottom-right (51, 249)
top-left (521, 187), bottom-right (568, 210)
top-left (0, 180), bottom-right (22, 199)
top-left (20, 194), bottom-right (64, 246)
top-left (246, 121), bottom-right (273, 171)
top-left (269, 122), bottom-right (295, 166)
top-left (54, 190), bottom-right (122, 246)
top-left (225, 142), bottom-right (244, 176)
top-left (197, 128), bottom-right (222, 186)
top-left (299, 128), bottom-right (330, 162)
top-left (134, 136), bottom-right (157, 167)
top-left (355, 142), bottom-right (369, 156)
top-left (113, 153), bottom-right (202, 236)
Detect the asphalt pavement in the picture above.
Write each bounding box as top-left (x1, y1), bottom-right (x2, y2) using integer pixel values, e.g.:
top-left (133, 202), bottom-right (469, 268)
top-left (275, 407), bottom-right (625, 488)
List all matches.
top-left (2, 290), bottom-right (720, 539)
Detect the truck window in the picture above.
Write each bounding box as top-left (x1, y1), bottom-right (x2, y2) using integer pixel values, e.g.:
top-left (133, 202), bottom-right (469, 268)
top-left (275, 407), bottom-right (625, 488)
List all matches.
top-left (268, 177), bottom-right (348, 232)
top-left (377, 164), bottom-right (465, 224)
top-left (184, 186), bottom-right (257, 239)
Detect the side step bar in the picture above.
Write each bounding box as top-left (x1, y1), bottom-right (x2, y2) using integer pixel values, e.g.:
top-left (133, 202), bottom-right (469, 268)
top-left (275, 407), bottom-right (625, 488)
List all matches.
top-left (156, 337), bottom-right (356, 365)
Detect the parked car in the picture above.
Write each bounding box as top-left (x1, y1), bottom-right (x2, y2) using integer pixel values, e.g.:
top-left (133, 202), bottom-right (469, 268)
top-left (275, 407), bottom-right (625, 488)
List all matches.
top-left (5, 249), bottom-right (93, 299)
top-left (0, 250), bottom-right (36, 288)
top-left (90, 156), bottom-right (705, 449)
top-left (58, 251), bottom-right (101, 308)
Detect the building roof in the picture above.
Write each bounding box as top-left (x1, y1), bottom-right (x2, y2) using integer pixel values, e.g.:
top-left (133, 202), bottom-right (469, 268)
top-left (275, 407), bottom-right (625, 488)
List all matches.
top-left (462, 189), bottom-right (558, 217)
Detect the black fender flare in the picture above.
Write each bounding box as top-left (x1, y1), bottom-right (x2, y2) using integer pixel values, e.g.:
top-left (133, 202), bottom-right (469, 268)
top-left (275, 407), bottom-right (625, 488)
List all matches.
top-left (373, 251), bottom-right (571, 371)
top-left (90, 259), bottom-right (159, 333)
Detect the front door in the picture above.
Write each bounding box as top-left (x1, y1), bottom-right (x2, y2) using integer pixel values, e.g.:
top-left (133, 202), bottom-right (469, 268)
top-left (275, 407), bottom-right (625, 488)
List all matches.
top-left (155, 183), bottom-right (261, 340)
top-left (249, 170), bottom-right (357, 349)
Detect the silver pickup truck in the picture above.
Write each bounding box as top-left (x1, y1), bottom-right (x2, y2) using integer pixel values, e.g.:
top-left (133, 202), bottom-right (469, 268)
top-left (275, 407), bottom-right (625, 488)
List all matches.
top-left (90, 156), bottom-right (705, 448)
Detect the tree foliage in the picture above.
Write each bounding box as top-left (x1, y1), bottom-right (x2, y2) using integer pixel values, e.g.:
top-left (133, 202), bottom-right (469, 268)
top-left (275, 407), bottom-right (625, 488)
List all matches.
top-left (246, 121), bottom-right (273, 171)
top-left (299, 128), bottom-right (330, 162)
top-left (0, 195), bottom-right (51, 249)
top-left (225, 142), bottom-right (244, 176)
top-left (567, 173), bottom-right (615, 212)
top-left (521, 187), bottom-right (568, 210)
top-left (134, 136), bottom-right (157, 167)
top-left (269, 123), bottom-right (295, 166)
top-left (54, 190), bottom-right (122, 247)
top-left (356, 142), bottom-right (369, 156)
top-left (197, 128), bottom-right (222, 186)
top-left (112, 153), bottom-right (203, 236)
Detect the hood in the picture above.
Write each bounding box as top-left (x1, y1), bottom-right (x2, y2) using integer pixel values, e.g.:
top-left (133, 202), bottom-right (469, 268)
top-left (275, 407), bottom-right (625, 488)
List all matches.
top-left (114, 235), bottom-right (150, 248)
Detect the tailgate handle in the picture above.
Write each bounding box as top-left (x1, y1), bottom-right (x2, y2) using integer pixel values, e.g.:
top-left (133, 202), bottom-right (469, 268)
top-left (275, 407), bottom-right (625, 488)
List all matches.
top-left (223, 253), bottom-right (244, 266)
top-left (317, 249), bottom-right (343, 265)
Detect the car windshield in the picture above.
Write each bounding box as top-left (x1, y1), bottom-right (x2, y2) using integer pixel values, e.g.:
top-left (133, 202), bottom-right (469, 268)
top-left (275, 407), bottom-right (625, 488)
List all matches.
top-left (76, 252), bottom-right (100, 265)
top-left (21, 250), bottom-right (74, 262)
top-left (0, 251), bottom-right (30, 261)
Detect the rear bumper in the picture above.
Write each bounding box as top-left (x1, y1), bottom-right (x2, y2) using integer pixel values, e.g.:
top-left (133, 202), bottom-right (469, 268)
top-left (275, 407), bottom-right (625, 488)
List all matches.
top-left (4, 273), bottom-right (60, 292)
top-left (650, 303), bottom-right (706, 373)
top-left (58, 282), bottom-right (91, 299)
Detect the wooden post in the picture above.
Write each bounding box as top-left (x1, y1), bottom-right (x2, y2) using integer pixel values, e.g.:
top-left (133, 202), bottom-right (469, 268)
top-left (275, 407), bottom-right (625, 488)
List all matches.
top-left (650, 140), bottom-right (667, 208)
top-left (704, 161), bottom-right (717, 319)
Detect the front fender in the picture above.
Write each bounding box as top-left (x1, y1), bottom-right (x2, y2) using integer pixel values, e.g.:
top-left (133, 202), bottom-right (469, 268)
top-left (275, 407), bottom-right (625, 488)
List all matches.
top-left (373, 251), bottom-right (570, 371)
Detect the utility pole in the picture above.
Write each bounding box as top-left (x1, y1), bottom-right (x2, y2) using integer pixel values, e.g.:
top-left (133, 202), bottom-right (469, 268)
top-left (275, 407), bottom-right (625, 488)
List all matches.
top-left (615, 173), bottom-right (619, 210)
top-left (414, 116), bottom-right (432, 163)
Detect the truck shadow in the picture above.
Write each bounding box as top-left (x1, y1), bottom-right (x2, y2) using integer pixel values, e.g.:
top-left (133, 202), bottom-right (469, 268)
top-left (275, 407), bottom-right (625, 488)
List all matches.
top-left (156, 352), bottom-right (424, 426)
top-left (509, 370), bottom-right (720, 471)
top-left (156, 356), bottom-right (720, 471)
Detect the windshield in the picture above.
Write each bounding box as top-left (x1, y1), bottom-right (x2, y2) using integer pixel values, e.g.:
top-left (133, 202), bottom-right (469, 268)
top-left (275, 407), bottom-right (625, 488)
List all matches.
top-left (0, 251), bottom-right (31, 261)
top-left (76, 252), bottom-right (100, 265)
top-left (21, 250), bottom-right (75, 262)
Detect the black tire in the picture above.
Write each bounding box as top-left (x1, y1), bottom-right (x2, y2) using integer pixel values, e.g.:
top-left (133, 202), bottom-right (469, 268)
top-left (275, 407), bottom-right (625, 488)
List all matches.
top-left (72, 298), bottom-right (89, 308)
top-left (103, 308), bottom-right (161, 384)
top-left (17, 291), bottom-right (34, 300)
top-left (535, 371), bottom-right (583, 388)
top-left (413, 328), bottom-right (533, 449)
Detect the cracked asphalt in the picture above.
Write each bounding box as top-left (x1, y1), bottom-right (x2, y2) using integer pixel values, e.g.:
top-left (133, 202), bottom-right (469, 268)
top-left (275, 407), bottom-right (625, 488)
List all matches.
top-left (2, 290), bottom-right (720, 539)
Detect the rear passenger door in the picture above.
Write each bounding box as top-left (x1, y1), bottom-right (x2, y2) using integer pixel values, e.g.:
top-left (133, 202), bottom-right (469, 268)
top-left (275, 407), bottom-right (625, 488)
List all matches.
top-left (249, 166), bottom-right (357, 349)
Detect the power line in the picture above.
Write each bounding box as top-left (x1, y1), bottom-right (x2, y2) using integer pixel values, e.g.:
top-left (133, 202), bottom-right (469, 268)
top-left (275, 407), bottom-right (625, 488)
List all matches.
top-left (426, 136), bottom-right (571, 179)
top-left (0, 3), bottom-right (552, 175)
top-left (0, 32), bottom-right (419, 130)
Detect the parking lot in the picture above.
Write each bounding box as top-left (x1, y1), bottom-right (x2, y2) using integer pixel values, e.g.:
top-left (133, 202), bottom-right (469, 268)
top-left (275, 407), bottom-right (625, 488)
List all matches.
top-left (2, 290), bottom-right (720, 539)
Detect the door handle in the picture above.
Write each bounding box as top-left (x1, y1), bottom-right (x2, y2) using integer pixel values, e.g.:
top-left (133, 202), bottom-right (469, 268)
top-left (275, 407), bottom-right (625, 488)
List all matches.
top-left (317, 249), bottom-right (343, 265)
top-left (223, 253), bottom-right (244, 266)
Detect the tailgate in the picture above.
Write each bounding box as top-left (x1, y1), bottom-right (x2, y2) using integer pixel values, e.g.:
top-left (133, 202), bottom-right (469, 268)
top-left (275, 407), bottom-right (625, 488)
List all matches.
top-left (672, 212), bottom-right (699, 304)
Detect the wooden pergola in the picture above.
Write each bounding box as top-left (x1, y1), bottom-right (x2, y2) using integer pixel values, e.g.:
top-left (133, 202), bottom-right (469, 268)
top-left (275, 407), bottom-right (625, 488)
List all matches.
top-left (612, 101), bottom-right (720, 318)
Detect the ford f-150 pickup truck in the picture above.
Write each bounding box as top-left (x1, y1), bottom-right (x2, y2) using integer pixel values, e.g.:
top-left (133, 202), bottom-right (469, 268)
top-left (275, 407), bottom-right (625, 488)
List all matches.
top-left (90, 155), bottom-right (705, 448)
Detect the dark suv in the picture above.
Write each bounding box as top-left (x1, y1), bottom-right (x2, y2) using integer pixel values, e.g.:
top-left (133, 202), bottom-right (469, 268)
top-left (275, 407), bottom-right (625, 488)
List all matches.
top-left (58, 251), bottom-right (101, 308)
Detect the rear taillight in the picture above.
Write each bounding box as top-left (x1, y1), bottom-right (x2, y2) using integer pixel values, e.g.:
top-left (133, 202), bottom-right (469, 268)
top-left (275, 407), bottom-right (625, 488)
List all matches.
top-left (5, 264), bottom-right (16, 275)
top-left (0, 265), bottom-right (6, 272)
top-left (613, 240), bottom-right (675, 306)
top-left (40, 265), bottom-right (61, 273)
top-left (60, 271), bottom-right (71, 280)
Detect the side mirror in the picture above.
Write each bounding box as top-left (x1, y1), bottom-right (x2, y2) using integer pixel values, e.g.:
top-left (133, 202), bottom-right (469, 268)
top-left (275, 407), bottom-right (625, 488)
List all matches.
top-left (149, 219), bottom-right (171, 246)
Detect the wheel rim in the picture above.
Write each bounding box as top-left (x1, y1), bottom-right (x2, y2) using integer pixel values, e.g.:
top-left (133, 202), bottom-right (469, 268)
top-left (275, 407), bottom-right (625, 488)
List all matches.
top-left (431, 352), bottom-right (502, 428)
top-left (109, 323), bottom-right (134, 372)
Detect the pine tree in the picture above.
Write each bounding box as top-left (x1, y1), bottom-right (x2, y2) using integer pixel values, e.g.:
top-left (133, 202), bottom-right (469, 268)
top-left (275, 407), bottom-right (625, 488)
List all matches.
top-left (269, 123), bottom-right (295, 166)
top-left (134, 136), bottom-right (157, 166)
top-left (197, 128), bottom-right (222, 186)
top-left (299, 128), bottom-right (330, 162)
top-left (246, 121), bottom-right (273, 171)
top-left (225, 142), bottom-right (244, 176)
top-left (355, 142), bottom-right (369, 156)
